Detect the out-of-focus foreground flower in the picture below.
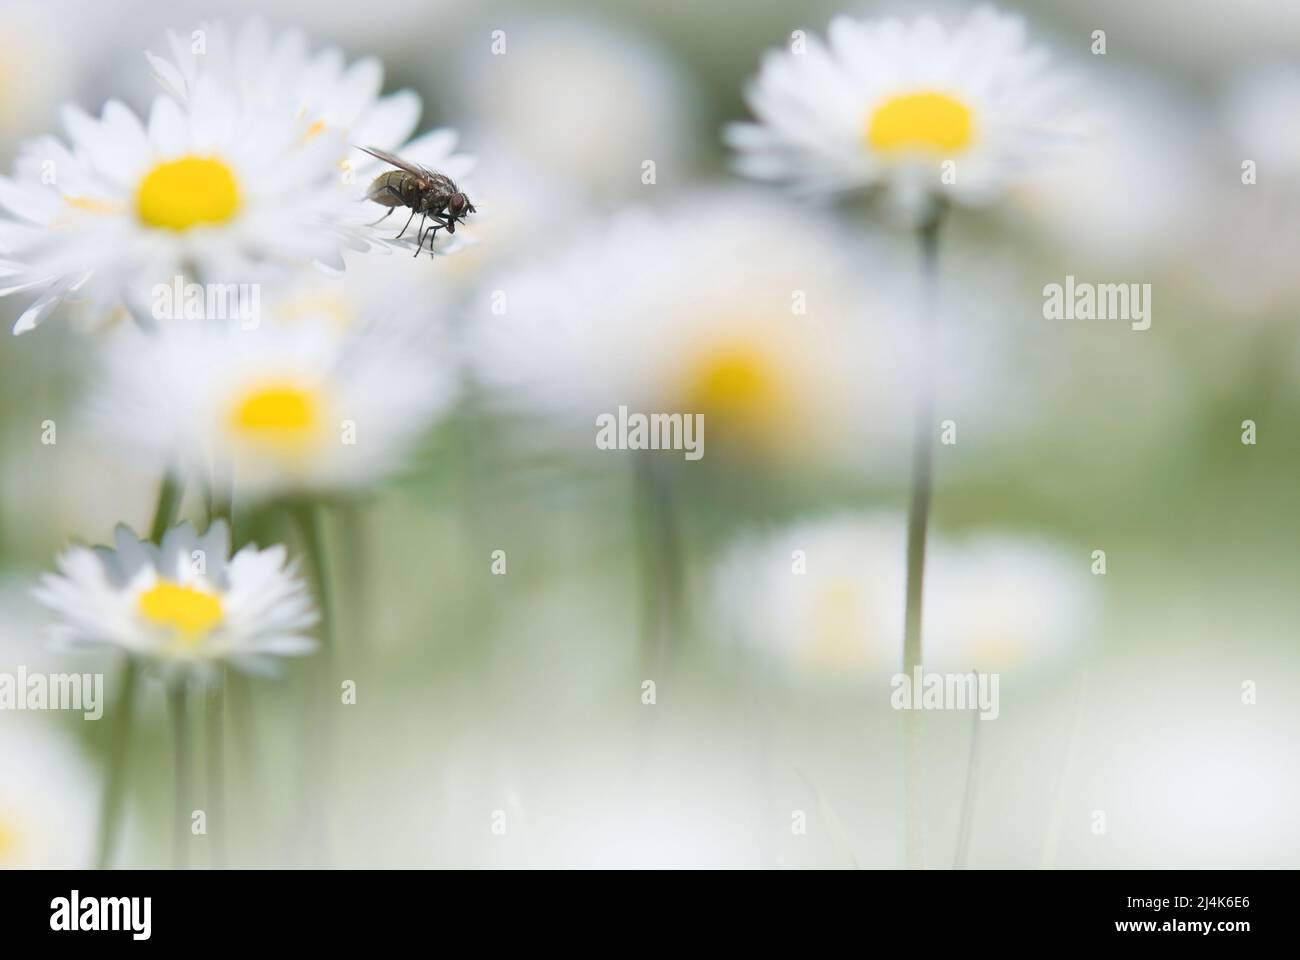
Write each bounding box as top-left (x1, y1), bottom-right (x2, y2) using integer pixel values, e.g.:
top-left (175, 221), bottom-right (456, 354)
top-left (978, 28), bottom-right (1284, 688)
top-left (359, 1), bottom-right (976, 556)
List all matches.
top-left (89, 313), bottom-right (457, 502)
top-left (34, 520), bottom-right (316, 680)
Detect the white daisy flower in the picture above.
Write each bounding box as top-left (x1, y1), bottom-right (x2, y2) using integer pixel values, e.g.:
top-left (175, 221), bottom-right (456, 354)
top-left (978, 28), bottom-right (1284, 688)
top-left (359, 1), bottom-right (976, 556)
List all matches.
top-left (91, 315), bottom-right (457, 502)
top-left (726, 6), bottom-right (1072, 222)
top-left (146, 19), bottom-right (477, 261)
top-left (709, 513), bottom-right (1095, 680)
top-left (0, 720), bottom-right (97, 868)
top-left (469, 190), bottom-right (910, 466)
top-left (0, 80), bottom-right (348, 333)
top-left (147, 19), bottom-right (421, 158)
top-left (264, 247), bottom-right (458, 340)
top-left (33, 520), bottom-right (316, 678)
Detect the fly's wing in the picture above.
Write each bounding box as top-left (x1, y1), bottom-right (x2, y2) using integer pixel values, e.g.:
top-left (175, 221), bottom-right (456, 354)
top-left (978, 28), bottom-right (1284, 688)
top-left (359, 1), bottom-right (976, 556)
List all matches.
top-left (355, 145), bottom-right (432, 184)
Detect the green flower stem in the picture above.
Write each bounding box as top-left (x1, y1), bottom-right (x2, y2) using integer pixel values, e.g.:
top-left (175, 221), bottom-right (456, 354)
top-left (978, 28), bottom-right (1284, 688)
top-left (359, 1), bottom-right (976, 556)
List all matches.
top-left (206, 462), bottom-right (234, 544)
top-left (205, 675), bottom-right (226, 869)
top-left (335, 501), bottom-right (368, 668)
top-left (95, 470), bottom-right (183, 869)
top-left (633, 453), bottom-right (683, 680)
top-left (292, 503), bottom-right (334, 655)
top-left (148, 472), bottom-right (183, 543)
top-left (902, 209), bottom-right (944, 868)
top-left (1041, 670), bottom-right (1089, 868)
top-left (953, 708), bottom-right (981, 868)
top-left (290, 502), bottom-right (334, 866)
top-left (169, 678), bottom-right (190, 869)
top-left (94, 658), bottom-right (138, 870)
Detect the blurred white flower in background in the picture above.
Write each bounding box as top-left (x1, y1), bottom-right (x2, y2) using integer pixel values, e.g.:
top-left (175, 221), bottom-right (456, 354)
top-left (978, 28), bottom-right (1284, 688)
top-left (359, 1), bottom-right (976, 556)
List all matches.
top-left (711, 513), bottom-right (905, 677)
top-left (470, 190), bottom-right (911, 467)
top-left (91, 316), bottom-right (457, 502)
top-left (266, 246), bottom-right (459, 342)
top-left (34, 520), bottom-right (316, 680)
top-left (709, 512), bottom-right (1095, 680)
top-left (0, 720), bottom-right (96, 868)
top-left (1221, 63), bottom-right (1300, 190)
top-left (452, 15), bottom-right (695, 202)
top-left (922, 532), bottom-right (1095, 675)
top-left (1187, 61), bottom-right (1300, 319)
top-left (0, 82), bottom-right (348, 333)
top-left (148, 19), bottom-right (423, 159)
top-left (1007, 68), bottom-right (1209, 268)
top-left (0, 3), bottom-right (77, 153)
top-left (0, 581), bottom-right (105, 869)
top-left (411, 140), bottom-right (590, 291)
top-left (727, 5), bottom-right (1073, 223)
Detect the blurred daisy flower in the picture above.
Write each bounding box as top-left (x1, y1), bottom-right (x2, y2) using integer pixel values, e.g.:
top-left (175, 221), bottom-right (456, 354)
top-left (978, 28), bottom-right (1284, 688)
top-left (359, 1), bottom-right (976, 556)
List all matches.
top-left (1008, 68), bottom-right (1208, 267)
top-left (709, 513), bottom-right (1094, 680)
top-left (265, 247), bottom-right (458, 339)
top-left (1222, 62), bottom-right (1300, 188)
top-left (92, 317), bottom-right (457, 502)
top-left (726, 6), bottom-right (1072, 223)
top-left (34, 520), bottom-right (316, 679)
top-left (148, 19), bottom-right (420, 161)
top-left (1184, 62), bottom-right (1300, 318)
top-left (0, 721), bottom-right (96, 868)
top-left (146, 19), bottom-right (477, 260)
top-left (0, 2), bottom-right (77, 152)
top-left (452, 15), bottom-right (694, 202)
top-left (0, 81), bottom-right (348, 333)
top-left (470, 190), bottom-right (909, 467)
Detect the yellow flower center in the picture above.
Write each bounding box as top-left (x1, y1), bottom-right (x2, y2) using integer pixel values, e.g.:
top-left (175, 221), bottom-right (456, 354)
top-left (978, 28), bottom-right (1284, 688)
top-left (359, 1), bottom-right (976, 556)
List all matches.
top-left (230, 382), bottom-right (321, 448)
top-left (680, 341), bottom-right (790, 447)
top-left (303, 119), bottom-right (327, 142)
top-left (137, 581), bottom-right (223, 643)
top-left (809, 580), bottom-right (869, 668)
top-left (136, 156), bottom-right (241, 230)
top-left (866, 90), bottom-right (974, 155)
top-left (231, 382), bottom-right (317, 434)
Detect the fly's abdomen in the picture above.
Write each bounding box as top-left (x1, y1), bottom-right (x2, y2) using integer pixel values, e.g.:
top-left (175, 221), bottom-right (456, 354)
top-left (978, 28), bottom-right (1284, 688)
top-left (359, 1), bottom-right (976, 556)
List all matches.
top-left (366, 171), bottom-right (410, 207)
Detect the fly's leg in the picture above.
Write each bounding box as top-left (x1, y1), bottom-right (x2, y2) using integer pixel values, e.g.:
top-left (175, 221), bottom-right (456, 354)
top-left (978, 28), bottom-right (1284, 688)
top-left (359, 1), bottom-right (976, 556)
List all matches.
top-left (415, 216), bottom-right (450, 257)
top-left (393, 208), bottom-right (418, 241)
top-left (411, 213), bottom-right (428, 252)
top-left (367, 185), bottom-right (406, 227)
